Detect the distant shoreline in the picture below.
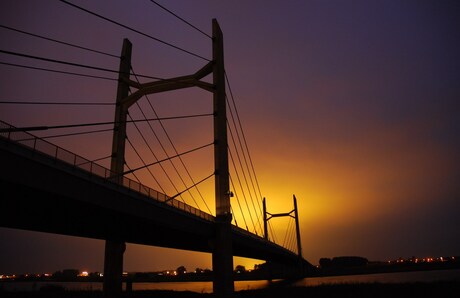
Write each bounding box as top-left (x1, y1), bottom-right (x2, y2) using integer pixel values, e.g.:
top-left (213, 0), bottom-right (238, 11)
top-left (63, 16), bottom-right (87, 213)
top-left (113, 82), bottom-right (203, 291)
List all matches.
top-left (2, 263), bottom-right (459, 283)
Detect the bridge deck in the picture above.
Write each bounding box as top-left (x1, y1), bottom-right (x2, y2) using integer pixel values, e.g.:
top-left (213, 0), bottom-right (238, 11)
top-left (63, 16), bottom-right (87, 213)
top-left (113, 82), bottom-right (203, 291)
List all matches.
top-left (0, 120), bottom-right (309, 265)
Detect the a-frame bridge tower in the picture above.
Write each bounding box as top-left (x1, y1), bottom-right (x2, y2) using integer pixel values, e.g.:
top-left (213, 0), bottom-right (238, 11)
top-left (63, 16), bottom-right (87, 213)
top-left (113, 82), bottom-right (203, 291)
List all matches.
top-left (104, 19), bottom-right (233, 298)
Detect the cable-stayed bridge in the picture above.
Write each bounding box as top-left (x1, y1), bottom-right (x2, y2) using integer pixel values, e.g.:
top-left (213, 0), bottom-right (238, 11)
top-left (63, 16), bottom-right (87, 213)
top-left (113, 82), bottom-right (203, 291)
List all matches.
top-left (0, 118), bottom-right (313, 297)
top-left (0, 118), bottom-right (313, 266)
top-left (0, 2), bottom-right (314, 297)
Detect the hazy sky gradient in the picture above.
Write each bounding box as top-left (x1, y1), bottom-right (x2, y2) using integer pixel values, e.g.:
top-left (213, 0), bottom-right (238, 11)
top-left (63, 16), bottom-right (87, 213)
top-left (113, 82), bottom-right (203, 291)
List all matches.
top-left (1, 0), bottom-right (459, 274)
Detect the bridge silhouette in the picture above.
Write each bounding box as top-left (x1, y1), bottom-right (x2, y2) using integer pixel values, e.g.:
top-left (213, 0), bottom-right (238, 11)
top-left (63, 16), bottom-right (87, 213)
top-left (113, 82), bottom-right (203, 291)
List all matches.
top-left (0, 119), bottom-right (313, 296)
top-left (0, 15), bottom-right (313, 298)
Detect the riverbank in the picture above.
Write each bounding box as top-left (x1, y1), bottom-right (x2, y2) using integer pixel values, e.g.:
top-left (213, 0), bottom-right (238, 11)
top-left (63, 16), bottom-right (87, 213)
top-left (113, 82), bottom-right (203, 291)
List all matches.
top-left (1, 281), bottom-right (460, 298)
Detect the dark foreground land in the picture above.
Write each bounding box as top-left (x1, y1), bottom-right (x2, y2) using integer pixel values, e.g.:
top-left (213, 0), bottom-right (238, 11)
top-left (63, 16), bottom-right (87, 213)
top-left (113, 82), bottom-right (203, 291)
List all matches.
top-left (1, 281), bottom-right (460, 298)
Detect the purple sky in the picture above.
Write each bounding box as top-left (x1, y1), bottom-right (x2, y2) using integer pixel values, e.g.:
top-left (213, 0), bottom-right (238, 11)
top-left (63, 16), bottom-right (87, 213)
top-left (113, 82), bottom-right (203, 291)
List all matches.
top-left (1, 0), bottom-right (459, 274)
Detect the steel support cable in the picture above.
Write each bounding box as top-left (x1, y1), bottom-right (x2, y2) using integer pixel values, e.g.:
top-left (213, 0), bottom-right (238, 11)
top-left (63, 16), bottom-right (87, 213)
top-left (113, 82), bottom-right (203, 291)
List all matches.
top-left (282, 217), bottom-right (293, 248)
top-left (124, 161), bottom-right (151, 195)
top-left (1, 114), bottom-right (212, 133)
top-left (130, 100), bottom-right (203, 213)
top-left (226, 98), bottom-right (263, 230)
top-left (285, 220), bottom-right (293, 251)
top-left (225, 91), bottom-right (262, 240)
top-left (125, 133), bottom-right (168, 196)
top-left (76, 155), bottom-right (111, 167)
top-left (289, 220), bottom-right (297, 252)
top-left (229, 175), bottom-right (249, 232)
top-left (126, 110), bottom-right (198, 208)
top-left (127, 111), bottom-right (190, 208)
top-left (226, 102), bottom-right (263, 233)
top-left (291, 226), bottom-right (298, 254)
top-left (130, 66), bottom-right (212, 214)
top-left (225, 72), bottom-right (264, 202)
top-left (227, 120), bottom-right (263, 235)
top-left (148, 0), bottom-right (212, 39)
top-left (169, 172), bottom-right (214, 200)
top-left (281, 218), bottom-right (288, 247)
top-left (124, 111), bottom-right (180, 200)
top-left (0, 61), bottom-right (117, 81)
top-left (58, 0), bottom-right (210, 62)
top-left (289, 218), bottom-right (297, 252)
top-left (128, 102), bottom-right (185, 198)
top-left (121, 142), bottom-right (214, 176)
top-left (0, 100), bottom-right (114, 106)
top-left (228, 147), bottom-right (257, 235)
top-left (268, 220), bottom-right (278, 244)
top-left (288, 219), bottom-right (297, 253)
top-left (227, 110), bottom-right (263, 236)
top-left (228, 131), bottom-right (260, 235)
top-left (15, 127), bottom-right (112, 142)
top-left (0, 24), bottom-right (119, 58)
top-left (0, 49), bottom-right (162, 80)
top-left (290, 220), bottom-right (297, 252)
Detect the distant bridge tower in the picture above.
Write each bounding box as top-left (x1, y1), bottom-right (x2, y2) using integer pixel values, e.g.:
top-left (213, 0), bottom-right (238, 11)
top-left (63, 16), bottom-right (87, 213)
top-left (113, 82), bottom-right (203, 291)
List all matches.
top-left (103, 19), bottom-right (233, 298)
top-left (263, 195), bottom-right (303, 259)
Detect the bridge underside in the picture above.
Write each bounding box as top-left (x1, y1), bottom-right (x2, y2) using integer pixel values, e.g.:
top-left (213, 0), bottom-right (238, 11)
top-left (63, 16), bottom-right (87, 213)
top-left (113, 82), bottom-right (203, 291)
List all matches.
top-left (0, 138), bottom-right (307, 266)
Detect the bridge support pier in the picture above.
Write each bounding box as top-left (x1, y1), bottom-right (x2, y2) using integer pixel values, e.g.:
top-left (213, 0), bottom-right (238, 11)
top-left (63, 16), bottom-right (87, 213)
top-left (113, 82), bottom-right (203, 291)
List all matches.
top-left (212, 216), bottom-right (234, 297)
top-left (103, 240), bottom-right (125, 297)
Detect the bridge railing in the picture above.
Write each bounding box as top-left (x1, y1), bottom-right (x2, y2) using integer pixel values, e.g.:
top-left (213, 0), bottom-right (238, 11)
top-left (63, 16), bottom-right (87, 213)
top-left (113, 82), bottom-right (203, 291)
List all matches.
top-left (0, 120), bottom-right (214, 222)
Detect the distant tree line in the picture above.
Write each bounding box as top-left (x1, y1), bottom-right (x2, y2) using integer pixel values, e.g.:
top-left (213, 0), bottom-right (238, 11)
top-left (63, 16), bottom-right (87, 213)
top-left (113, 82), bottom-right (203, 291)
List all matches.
top-left (320, 256), bottom-right (369, 268)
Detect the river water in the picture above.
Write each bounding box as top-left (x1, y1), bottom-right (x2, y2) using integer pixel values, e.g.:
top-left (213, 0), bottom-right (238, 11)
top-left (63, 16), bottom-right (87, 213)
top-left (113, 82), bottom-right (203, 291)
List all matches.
top-left (2, 269), bottom-right (460, 293)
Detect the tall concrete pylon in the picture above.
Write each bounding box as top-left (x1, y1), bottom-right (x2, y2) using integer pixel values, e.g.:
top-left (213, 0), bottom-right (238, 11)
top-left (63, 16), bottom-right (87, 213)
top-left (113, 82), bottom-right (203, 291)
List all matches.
top-left (104, 38), bottom-right (132, 298)
top-left (211, 18), bottom-right (234, 298)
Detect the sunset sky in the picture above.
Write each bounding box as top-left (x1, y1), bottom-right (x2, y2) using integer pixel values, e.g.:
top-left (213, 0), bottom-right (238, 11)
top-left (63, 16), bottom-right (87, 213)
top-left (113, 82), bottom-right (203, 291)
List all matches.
top-left (1, 0), bottom-right (459, 274)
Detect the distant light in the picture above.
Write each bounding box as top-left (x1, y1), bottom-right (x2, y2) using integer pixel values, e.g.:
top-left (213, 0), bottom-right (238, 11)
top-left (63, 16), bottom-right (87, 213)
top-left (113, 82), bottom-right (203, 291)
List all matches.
top-left (79, 271), bottom-right (89, 277)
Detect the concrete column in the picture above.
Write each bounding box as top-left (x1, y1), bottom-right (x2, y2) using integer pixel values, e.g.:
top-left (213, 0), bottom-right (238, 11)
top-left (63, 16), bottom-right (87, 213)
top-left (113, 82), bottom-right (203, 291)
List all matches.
top-left (212, 19), bottom-right (234, 298)
top-left (103, 38), bottom-right (132, 298)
